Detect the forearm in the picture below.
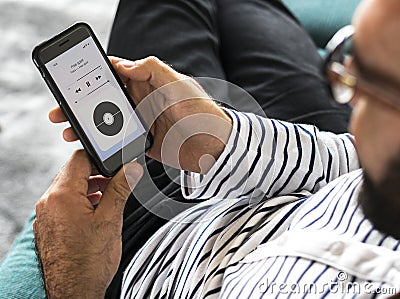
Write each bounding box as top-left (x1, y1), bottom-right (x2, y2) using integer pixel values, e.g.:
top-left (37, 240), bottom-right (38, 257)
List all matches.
top-left (43, 274), bottom-right (106, 299)
top-left (182, 109), bottom-right (360, 200)
top-left (32, 151), bottom-right (140, 299)
top-left (36, 242), bottom-right (108, 299)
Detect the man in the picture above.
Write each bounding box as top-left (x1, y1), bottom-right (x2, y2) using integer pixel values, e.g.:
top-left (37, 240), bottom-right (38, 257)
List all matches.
top-left (1, 1), bottom-right (356, 297)
top-left (34, 0), bottom-right (400, 297)
top-left (106, 0), bottom-right (352, 295)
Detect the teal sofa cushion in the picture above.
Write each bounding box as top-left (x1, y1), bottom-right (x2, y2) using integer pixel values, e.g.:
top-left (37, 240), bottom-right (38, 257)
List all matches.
top-left (0, 213), bottom-right (45, 298)
top-left (283, 0), bottom-right (361, 48)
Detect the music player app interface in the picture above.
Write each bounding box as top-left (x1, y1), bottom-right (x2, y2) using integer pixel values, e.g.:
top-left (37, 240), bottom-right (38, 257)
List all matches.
top-left (45, 37), bottom-right (146, 161)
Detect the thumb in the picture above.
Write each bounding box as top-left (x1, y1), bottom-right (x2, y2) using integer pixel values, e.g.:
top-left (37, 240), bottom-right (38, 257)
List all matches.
top-left (95, 161), bottom-right (143, 218)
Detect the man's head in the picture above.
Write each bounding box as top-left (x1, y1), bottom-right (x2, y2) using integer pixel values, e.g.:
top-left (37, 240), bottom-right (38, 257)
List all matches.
top-left (349, 0), bottom-right (400, 238)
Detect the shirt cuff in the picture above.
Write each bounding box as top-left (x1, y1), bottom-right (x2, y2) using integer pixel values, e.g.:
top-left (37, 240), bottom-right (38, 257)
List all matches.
top-left (181, 109), bottom-right (259, 200)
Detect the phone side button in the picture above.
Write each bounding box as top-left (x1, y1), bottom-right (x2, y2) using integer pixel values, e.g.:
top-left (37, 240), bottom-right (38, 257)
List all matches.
top-left (41, 71), bottom-right (46, 78)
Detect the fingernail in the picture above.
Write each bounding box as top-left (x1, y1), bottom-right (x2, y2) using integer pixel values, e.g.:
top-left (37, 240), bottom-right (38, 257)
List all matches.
top-left (125, 163), bottom-right (143, 184)
top-left (118, 60), bottom-right (136, 68)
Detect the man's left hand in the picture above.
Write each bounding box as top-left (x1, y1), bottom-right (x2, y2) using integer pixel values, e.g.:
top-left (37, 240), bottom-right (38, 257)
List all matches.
top-left (33, 150), bottom-right (143, 298)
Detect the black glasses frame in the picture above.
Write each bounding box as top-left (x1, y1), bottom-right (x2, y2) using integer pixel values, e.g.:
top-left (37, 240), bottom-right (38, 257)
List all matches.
top-left (324, 25), bottom-right (400, 111)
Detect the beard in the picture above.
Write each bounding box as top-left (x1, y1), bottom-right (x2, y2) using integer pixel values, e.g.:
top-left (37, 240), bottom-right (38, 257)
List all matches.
top-left (358, 155), bottom-right (400, 240)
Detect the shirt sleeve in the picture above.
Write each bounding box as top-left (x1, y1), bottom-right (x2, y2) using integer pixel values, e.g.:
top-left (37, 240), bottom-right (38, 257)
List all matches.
top-left (181, 109), bottom-right (360, 200)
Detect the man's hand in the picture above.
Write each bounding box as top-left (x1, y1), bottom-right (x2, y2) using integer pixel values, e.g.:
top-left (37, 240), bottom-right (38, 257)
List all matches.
top-left (33, 150), bottom-right (143, 298)
top-left (49, 56), bottom-right (233, 173)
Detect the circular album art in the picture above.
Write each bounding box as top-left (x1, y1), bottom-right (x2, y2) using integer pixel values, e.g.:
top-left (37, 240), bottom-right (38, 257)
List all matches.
top-left (93, 101), bottom-right (124, 136)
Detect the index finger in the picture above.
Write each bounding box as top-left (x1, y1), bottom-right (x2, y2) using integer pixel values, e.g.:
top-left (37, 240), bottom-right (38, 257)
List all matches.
top-left (109, 56), bottom-right (124, 65)
top-left (49, 106), bottom-right (67, 123)
top-left (109, 56), bottom-right (130, 84)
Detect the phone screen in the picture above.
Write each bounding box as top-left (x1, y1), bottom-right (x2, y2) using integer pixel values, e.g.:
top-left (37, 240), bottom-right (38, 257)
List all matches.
top-left (44, 36), bottom-right (146, 162)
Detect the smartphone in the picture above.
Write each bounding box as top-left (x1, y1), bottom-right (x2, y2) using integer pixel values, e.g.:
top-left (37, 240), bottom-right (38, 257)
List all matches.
top-left (32, 22), bottom-right (152, 177)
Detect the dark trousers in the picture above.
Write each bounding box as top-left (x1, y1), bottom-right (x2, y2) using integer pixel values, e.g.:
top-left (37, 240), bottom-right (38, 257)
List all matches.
top-left (106, 0), bottom-right (351, 296)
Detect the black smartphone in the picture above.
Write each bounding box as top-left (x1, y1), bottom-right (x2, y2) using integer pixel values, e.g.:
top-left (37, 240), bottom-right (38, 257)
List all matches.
top-left (32, 22), bottom-right (152, 177)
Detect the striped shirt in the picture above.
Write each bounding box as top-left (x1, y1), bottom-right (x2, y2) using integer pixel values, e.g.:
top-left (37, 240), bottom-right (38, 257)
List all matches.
top-left (121, 110), bottom-right (400, 298)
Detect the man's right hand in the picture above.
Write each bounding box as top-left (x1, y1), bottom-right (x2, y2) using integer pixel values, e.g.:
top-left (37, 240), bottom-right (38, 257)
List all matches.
top-left (49, 56), bottom-right (233, 173)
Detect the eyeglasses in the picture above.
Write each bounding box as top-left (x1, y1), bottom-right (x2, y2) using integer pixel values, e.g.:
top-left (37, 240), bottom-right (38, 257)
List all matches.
top-left (324, 25), bottom-right (400, 111)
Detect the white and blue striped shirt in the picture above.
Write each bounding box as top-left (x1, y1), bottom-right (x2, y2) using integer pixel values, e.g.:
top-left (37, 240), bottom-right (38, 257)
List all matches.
top-left (121, 110), bottom-right (400, 298)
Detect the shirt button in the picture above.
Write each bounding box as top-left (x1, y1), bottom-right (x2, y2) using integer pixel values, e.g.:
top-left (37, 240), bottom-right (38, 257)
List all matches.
top-left (329, 241), bottom-right (345, 255)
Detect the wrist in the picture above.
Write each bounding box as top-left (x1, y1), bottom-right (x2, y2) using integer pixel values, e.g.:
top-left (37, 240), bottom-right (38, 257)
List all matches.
top-left (194, 103), bottom-right (233, 174)
top-left (43, 263), bottom-right (107, 299)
